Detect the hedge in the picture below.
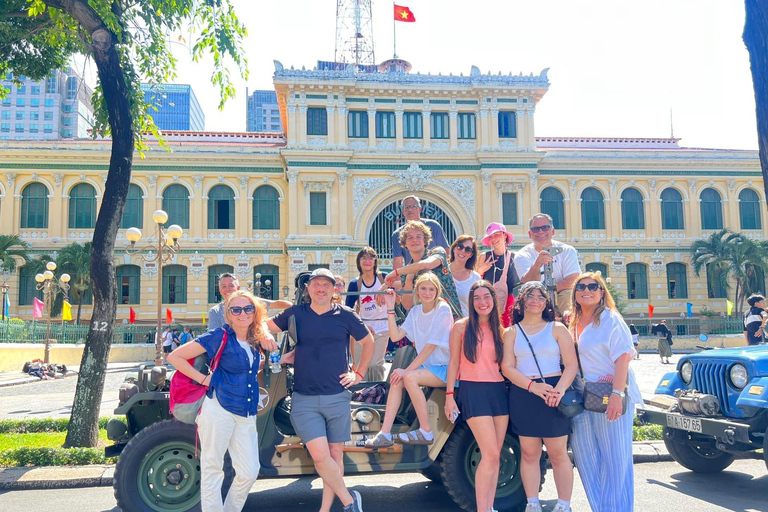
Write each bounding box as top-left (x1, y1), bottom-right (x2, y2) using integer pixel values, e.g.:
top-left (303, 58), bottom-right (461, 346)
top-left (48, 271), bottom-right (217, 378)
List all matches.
top-left (0, 417), bottom-right (117, 434)
top-left (0, 447), bottom-right (117, 466)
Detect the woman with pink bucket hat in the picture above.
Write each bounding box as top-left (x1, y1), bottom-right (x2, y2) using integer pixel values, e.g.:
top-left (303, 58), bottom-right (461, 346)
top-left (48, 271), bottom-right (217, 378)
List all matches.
top-left (477, 222), bottom-right (520, 327)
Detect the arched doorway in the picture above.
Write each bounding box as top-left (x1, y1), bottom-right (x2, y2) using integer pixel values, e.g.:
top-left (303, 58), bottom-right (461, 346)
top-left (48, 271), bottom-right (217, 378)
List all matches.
top-left (368, 199), bottom-right (458, 266)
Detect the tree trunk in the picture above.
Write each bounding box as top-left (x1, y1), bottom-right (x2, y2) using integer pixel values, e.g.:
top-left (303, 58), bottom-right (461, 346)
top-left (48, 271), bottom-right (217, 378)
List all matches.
top-left (76, 289), bottom-right (83, 325)
top-left (744, 1), bottom-right (768, 220)
top-left (63, 0), bottom-right (134, 448)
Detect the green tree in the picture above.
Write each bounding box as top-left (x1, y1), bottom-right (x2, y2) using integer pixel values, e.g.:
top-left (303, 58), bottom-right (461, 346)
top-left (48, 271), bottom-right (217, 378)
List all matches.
top-left (57, 242), bottom-right (92, 324)
top-left (0, 0), bottom-right (247, 448)
top-left (0, 234), bottom-right (31, 272)
top-left (604, 279), bottom-right (627, 316)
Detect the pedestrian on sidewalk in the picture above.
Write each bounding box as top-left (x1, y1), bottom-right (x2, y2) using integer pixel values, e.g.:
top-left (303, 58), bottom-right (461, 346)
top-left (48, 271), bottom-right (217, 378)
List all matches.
top-left (568, 272), bottom-right (642, 512)
top-left (167, 290), bottom-right (277, 512)
top-left (743, 294), bottom-right (768, 346)
top-left (653, 320), bottom-right (673, 364)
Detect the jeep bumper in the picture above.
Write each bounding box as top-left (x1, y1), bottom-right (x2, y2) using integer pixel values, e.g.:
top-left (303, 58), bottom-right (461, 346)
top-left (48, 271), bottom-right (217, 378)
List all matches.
top-left (637, 407), bottom-right (751, 445)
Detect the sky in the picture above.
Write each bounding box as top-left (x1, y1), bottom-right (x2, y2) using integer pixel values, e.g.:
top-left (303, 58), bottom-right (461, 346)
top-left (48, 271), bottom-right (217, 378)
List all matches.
top-left (81, 0), bottom-right (759, 150)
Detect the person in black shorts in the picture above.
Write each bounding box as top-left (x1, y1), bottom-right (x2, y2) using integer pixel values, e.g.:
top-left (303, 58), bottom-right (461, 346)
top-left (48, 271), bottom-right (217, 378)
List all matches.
top-left (743, 294), bottom-right (767, 346)
top-left (267, 268), bottom-right (374, 512)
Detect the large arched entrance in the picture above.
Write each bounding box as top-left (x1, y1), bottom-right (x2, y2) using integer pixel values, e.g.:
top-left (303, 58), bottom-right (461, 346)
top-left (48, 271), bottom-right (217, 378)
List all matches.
top-left (368, 199), bottom-right (458, 266)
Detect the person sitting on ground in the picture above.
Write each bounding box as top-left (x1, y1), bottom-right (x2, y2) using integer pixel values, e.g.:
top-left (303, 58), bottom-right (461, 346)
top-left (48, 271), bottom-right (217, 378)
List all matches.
top-left (365, 272), bottom-right (453, 448)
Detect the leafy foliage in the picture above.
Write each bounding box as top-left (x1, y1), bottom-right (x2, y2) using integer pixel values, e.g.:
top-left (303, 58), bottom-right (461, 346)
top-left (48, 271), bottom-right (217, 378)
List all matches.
top-left (57, 241), bottom-right (92, 322)
top-left (0, 446), bottom-right (116, 466)
top-left (0, 417), bottom-right (117, 433)
top-left (0, 234), bottom-right (30, 272)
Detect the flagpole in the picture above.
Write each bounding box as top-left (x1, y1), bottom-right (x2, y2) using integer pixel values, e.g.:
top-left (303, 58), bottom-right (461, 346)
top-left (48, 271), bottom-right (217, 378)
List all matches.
top-left (393, 2), bottom-right (397, 58)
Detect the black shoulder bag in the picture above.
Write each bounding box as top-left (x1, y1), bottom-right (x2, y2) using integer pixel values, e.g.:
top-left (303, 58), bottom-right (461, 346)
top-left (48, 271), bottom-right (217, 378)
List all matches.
top-left (518, 326), bottom-right (583, 418)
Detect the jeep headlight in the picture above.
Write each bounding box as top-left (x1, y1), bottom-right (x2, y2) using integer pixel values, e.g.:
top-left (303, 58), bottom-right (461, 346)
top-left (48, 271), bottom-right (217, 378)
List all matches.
top-left (680, 361), bottom-right (693, 384)
top-left (729, 364), bottom-right (748, 389)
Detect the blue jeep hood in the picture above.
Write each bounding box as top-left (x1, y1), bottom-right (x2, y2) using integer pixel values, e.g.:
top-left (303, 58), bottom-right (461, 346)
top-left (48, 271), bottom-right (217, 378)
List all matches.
top-left (686, 344), bottom-right (768, 363)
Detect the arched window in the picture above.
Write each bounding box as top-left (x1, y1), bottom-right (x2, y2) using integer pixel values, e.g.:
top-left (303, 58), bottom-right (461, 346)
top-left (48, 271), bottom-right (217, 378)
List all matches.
top-left (585, 262), bottom-right (607, 277)
top-left (627, 263), bottom-right (648, 300)
top-left (253, 264), bottom-right (280, 300)
top-left (20, 182), bottom-right (49, 228)
top-left (208, 264), bottom-right (234, 304)
top-left (580, 187), bottom-right (605, 229)
top-left (253, 185), bottom-right (280, 230)
top-left (660, 188), bottom-right (684, 230)
top-left (208, 185), bottom-right (235, 230)
top-left (540, 187), bottom-right (565, 230)
top-left (739, 189), bottom-right (762, 230)
top-left (162, 264), bottom-right (187, 304)
top-left (116, 265), bottom-right (141, 304)
top-left (621, 187), bottom-right (645, 229)
top-left (162, 184), bottom-right (190, 229)
top-left (666, 263), bottom-right (688, 299)
top-left (700, 188), bottom-right (723, 230)
top-left (706, 262), bottom-right (727, 299)
top-left (68, 183), bottom-right (97, 229)
top-left (121, 184), bottom-right (144, 229)
top-left (18, 264), bottom-right (44, 305)
top-left (746, 264), bottom-right (766, 296)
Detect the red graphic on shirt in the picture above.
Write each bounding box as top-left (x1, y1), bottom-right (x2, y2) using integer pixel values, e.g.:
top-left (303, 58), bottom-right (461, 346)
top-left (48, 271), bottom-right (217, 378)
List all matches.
top-left (360, 295), bottom-right (374, 304)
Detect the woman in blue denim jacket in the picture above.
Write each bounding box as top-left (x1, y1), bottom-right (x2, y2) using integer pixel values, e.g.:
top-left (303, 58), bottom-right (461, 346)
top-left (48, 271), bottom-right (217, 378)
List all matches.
top-left (168, 290), bottom-right (276, 512)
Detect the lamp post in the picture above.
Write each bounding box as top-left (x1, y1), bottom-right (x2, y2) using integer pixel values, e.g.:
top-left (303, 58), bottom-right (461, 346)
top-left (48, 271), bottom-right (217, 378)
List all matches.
top-left (250, 272), bottom-right (272, 299)
top-left (125, 209), bottom-right (183, 366)
top-left (1, 282), bottom-right (8, 321)
top-left (35, 262), bottom-right (70, 364)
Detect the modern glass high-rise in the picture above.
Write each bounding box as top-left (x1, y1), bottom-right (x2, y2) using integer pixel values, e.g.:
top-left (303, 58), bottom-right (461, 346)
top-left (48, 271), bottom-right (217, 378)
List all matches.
top-left (0, 67), bottom-right (95, 140)
top-left (141, 83), bottom-right (205, 131)
top-left (246, 88), bottom-right (282, 132)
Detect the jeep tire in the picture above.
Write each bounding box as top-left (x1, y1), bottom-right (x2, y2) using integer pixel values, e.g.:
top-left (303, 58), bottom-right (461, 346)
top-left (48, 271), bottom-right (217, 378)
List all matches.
top-left (439, 422), bottom-right (531, 512)
top-left (114, 419), bottom-right (234, 511)
top-left (662, 427), bottom-right (735, 473)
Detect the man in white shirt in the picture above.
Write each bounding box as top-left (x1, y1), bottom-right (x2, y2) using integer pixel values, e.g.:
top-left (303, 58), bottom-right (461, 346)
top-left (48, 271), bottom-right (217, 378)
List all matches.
top-left (514, 213), bottom-right (581, 315)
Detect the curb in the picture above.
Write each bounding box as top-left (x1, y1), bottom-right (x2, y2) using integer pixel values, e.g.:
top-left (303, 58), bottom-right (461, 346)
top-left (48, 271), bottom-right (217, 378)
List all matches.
top-left (0, 371), bottom-right (77, 388)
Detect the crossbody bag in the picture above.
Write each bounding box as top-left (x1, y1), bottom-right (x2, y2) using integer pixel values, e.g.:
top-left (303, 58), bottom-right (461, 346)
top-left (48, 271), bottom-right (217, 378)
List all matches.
top-left (573, 325), bottom-right (628, 415)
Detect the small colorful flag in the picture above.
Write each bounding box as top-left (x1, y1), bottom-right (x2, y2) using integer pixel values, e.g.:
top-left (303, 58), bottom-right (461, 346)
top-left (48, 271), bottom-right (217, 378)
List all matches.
top-left (166, 308), bottom-right (173, 324)
top-left (202, 311), bottom-right (206, 325)
top-left (33, 297), bottom-right (44, 319)
top-left (394, 4), bottom-right (416, 22)
top-left (3, 291), bottom-right (9, 318)
top-left (686, 302), bottom-right (693, 318)
top-left (129, 307), bottom-right (136, 324)
top-left (648, 304), bottom-right (654, 319)
top-left (62, 301), bottom-right (72, 321)
top-left (726, 299), bottom-right (735, 316)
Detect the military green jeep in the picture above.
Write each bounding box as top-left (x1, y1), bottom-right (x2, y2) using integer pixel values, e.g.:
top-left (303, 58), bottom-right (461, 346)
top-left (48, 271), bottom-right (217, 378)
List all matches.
top-left (107, 271), bottom-right (542, 511)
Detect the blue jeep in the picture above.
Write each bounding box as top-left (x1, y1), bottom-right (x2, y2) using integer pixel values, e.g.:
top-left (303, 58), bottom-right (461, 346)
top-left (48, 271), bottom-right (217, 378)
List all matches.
top-left (637, 344), bottom-right (768, 473)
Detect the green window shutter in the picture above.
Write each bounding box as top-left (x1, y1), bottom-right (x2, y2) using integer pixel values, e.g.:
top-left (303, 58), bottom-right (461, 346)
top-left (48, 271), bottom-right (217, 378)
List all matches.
top-left (580, 187), bottom-right (605, 229)
top-left (18, 265), bottom-right (44, 305)
top-left (21, 183), bottom-right (49, 229)
top-left (310, 192), bottom-right (327, 225)
top-left (457, 113), bottom-right (476, 139)
top-left (627, 263), bottom-right (648, 300)
top-left (660, 188), bottom-right (684, 230)
top-left (307, 107), bottom-right (328, 136)
top-left (348, 110), bottom-right (368, 138)
top-left (208, 185), bottom-right (235, 229)
top-left (115, 265), bottom-right (141, 304)
top-left (706, 263), bottom-right (727, 299)
top-left (163, 265), bottom-right (187, 304)
top-left (739, 189), bottom-right (761, 230)
top-left (666, 263), bottom-right (688, 299)
top-left (208, 264), bottom-right (234, 303)
top-left (375, 111), bottom-right (395, 138)
top-left (502, 192), bottom-right (517, 225)
top-left (403, 112), bottom-right (422, 138)
top-left (498, 111), bottom-right (517, 138)
top-left (121, 184), bottom-right (144, 229)
top-left (540, 187), bottom-right (565, 230)
top-left (162, 184), bottom-right (190, 229)
top-left (69, 183), bottom-right (96, 229)
top-left (585, 262), bottom-right (608, 277)
top-left (621, 188), bottom-right (645, 230)
top-left (431, 113), bottom-right (449, 139)
top-left (700, 188), bottom-right (723, 230)
top-left (253, 185), bottom-right (280, 229)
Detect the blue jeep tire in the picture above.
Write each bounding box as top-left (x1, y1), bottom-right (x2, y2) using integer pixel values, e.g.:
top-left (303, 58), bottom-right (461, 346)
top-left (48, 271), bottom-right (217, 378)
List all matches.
top-left (662, 427), bottom-right (735, 473)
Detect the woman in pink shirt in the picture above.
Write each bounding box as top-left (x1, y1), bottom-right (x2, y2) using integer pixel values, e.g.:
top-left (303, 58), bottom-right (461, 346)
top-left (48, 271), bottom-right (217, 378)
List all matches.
top-left (445, 280), bottom-right (508, 512)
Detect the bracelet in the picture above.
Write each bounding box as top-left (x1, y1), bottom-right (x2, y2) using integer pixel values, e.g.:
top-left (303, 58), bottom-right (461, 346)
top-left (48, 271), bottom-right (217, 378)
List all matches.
top-left (387, 309), bottom-right (396, 313)
top-left (387, 312), bottom-right (396, 315)
top-left (527, 380), bottom-right (534, 392)
top-left (354, 371), bottom-right (364, 379)
top-left (445, 391), bottom-right (455, 396)
top-left (394, 268), bottom-right (399, 277)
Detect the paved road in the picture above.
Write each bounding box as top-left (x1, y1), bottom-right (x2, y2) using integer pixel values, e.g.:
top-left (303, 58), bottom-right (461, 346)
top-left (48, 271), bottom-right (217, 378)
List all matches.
top-left (0, 459), bottom-right (765, 511)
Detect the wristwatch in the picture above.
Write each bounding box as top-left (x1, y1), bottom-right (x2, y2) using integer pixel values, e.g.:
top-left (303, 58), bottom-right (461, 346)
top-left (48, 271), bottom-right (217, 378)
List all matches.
top-left (611, 389), bottom-right (626, 398)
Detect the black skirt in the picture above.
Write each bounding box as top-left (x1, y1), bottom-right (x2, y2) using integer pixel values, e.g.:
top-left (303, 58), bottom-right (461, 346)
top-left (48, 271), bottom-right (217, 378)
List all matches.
top-left (457, 380), bottom-right (509, 420)
top-left (508, 375), bottom-right (572, 438)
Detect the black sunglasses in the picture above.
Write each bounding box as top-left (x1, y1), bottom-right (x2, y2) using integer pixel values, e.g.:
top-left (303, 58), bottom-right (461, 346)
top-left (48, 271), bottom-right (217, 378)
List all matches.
top-left (530, 224), bottom-right (552, 233)
top-left (575, 283), bottom-right (601, 292)
top-left (229, 305), bottom-right (256, 316)
top-left (455, 245), bottom-right (474, 253)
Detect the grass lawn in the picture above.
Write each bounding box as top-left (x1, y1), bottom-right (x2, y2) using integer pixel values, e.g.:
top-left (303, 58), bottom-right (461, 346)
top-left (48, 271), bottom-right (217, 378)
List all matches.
top-left (0, 430), bottom-right (110, 451)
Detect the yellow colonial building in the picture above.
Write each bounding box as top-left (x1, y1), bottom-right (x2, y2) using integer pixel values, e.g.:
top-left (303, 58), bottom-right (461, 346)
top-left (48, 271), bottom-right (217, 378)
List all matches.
top-left (0, 60), bottom-right (763, 325)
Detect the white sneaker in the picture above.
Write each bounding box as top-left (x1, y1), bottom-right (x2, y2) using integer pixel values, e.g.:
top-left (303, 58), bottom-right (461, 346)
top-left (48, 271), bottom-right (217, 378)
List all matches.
top-left (551, 504), bottom-right (572, 512)
top-left (525, 503), bottom-right (543, 512)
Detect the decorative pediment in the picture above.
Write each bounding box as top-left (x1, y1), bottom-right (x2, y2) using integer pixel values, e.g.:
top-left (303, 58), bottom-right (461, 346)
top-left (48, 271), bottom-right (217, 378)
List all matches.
top-left (609, 251), bottom-right (626, 277)
top-left (388, 163), bottom-right (438, 191)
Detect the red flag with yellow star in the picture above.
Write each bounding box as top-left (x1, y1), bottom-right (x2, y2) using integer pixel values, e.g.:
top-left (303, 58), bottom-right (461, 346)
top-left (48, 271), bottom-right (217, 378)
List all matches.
top-left (394, 4), bottom-right (416, 22)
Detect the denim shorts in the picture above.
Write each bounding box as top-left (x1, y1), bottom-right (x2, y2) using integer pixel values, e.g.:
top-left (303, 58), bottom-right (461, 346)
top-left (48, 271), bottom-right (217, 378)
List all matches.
top-left (290, 390), bottom-right (352, 444)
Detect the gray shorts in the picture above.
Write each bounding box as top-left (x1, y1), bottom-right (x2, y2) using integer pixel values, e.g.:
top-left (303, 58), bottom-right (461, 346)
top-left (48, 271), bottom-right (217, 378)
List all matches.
top-left (290, 391), bottom-right (351, 444)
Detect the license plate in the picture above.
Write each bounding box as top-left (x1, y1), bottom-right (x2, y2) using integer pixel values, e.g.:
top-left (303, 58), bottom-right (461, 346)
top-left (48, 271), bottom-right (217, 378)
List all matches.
top-left (666, 414), bottom-right (703, 433)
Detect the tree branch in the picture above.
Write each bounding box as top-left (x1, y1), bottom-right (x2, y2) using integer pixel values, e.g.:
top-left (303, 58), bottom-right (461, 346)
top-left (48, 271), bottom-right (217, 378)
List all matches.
top-left (41, 0), bottom-right (113, 51)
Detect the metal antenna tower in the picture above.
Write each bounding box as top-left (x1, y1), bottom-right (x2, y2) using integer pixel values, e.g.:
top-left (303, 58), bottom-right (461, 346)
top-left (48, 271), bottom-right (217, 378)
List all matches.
top-left (334, 0), bottom-right (376, 67)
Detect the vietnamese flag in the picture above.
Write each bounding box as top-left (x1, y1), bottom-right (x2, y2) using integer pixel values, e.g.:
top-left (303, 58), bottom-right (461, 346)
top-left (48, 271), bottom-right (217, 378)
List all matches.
top-left (129, 307), bottom-right (136, 324)
top-left (394, 4), bottom-right (416, 22)
top-left (166, 308), bottom-right (173, 324)
top-left (648, 304), bottom-right (654, 319)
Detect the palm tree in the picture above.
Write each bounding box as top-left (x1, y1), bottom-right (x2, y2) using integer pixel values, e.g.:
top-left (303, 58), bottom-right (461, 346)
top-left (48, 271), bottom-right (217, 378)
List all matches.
top-left (57, 242), bottom-right (92, 324)
top-left (690, 230), bottom-right (768, 316)
top-left (0, 234), bottom-right (30, 273)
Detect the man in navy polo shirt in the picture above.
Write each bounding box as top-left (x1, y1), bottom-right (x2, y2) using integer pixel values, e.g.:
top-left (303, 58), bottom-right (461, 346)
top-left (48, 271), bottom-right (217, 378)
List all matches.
top-left (268, 268), bottom-right (373, 512)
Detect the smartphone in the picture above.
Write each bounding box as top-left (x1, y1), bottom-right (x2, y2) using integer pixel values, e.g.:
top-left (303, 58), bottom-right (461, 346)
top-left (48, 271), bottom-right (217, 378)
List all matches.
top-left (451, 409), bottom-right (459, 423)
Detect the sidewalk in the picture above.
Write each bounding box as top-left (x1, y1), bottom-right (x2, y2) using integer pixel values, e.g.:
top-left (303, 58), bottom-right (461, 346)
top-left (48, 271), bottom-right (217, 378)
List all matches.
top-left (0, 442), bottom-right (672, 490)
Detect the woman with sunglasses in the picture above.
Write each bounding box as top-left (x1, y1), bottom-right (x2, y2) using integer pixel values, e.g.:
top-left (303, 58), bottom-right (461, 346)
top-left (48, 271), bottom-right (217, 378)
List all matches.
top-left (568, 272), bottom-right (642, 512)
top-left (168, 290), bottom-right (277, 512)
top-left (445, 280), bottom-right (508, 512)
top-left (449, 235), bottom-right (482, 317)
top-left (501, 282), bottom-right (578, 512)
top-left (476, 223), bottom-right (519, 327)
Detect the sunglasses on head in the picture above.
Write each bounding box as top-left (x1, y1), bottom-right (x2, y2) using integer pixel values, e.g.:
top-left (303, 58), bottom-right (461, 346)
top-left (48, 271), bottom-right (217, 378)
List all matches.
top-left (455, 245), bottom-right (474, 253)
top-left (574, 283), bottom-right (601, 292)
top-left (229, 304), bottom-right (256, 316)
top-left (530, 224), bottom-right (552, 233)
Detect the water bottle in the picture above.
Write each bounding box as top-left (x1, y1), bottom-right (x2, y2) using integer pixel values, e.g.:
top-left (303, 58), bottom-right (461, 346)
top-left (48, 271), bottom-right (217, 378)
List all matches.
top-left (269, 350), bottom-right (280, 373)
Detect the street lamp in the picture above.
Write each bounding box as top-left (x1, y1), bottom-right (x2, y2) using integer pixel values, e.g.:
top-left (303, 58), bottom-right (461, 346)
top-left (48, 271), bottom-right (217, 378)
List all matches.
top-left (125, 209), bottom-right (183, 366)
top-left (35, 261), bottom-right (70, 364)
top-left (251, 272), bottom-right (272, 299)
top-left (1, 282), bottom-right (9, 321)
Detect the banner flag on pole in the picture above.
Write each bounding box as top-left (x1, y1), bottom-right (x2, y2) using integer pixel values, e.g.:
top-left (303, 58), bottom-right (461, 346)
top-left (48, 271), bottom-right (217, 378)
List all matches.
top-left (62, 301), bottom-right (73, 321)
top-left (166, 308), bottom-right (173, 324)
top-left (686, 302), bottom-right (693, 317)
top-left (726, 299), bottom-right (735, 316)
top-left (394, 4), bottom-right (416, 22)
top-left (648, 304), bottom-right (654, 319)
top-left (129, 307), bottom-right (136, 324)
top-left (202, 311), bottom-right (206, 325)
top-left (33, 297), bottom-right (44, 319)
top-left (3, 292), bottom-right (9, 318)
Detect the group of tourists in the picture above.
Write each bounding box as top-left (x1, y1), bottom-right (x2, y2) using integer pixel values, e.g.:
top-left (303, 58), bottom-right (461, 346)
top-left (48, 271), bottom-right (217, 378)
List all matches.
top-left (168, 195), bottom-right (643, 512)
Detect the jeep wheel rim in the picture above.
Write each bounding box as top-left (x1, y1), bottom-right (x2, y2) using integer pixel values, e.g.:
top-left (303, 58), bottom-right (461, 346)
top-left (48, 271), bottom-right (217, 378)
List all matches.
top-left (463, 433), bottom-right (522, 498)
top-left (137, 441), bottom-right (201, 511)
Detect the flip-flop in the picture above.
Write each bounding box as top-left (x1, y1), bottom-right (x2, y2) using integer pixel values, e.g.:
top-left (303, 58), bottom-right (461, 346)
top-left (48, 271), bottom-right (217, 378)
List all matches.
top-left (397, 429), bottom-right (434, 445)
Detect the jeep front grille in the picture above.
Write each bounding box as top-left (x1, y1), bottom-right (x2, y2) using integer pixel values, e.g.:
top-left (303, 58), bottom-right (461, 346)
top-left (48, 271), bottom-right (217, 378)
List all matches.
top-left (690, 362), bottom-right (731, 416)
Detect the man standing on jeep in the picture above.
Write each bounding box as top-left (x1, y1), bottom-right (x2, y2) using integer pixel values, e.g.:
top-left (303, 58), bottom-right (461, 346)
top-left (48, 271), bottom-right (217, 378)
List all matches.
top-left (208, 272), bottom-right (290, 331)
top-left (267, 268), bottom-right (374, 512)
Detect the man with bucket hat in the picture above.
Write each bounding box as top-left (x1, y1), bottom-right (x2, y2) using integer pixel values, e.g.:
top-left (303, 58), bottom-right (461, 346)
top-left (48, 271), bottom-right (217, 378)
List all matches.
top-left (477, 222), bottom-right (520, 326)
top-left (514, 213), bottom-right (581, 316)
